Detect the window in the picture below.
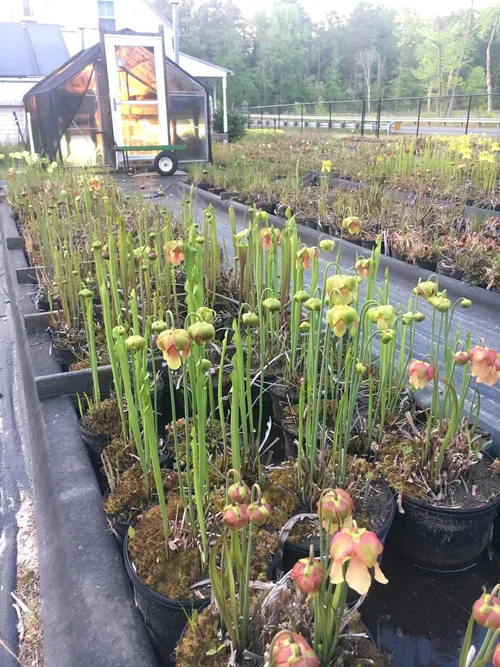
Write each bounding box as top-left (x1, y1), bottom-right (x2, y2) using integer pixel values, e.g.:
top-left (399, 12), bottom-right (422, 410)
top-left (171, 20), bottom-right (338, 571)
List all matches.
top-left (98, 0), bottom-right (116, 31)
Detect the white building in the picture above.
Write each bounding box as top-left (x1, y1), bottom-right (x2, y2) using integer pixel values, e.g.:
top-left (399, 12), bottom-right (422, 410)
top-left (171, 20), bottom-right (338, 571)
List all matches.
top-left (0, 0), bottom-right (231, 144)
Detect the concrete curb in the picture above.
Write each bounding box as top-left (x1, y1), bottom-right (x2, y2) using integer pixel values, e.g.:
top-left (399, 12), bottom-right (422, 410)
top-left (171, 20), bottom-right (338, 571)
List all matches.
top-left (0, 203), bottom-right (158, 667)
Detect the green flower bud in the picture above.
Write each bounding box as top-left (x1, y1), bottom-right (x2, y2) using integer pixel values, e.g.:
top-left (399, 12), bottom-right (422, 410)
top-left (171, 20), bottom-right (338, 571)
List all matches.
top-left (125, 335), bottom-right (147, 351)
top-left (293, 290), bottom-right (309, 303)
top-left (60, 190), bottom-right (68, 198)
top-left (262, 297), bottom-right (281, 312)
top-left (187, 322), bottom-right (216, 345)
top-left (380, 330), bottom-right (396, 344)
top-left (413, 311), bottom-right (425, 322)
top-left (355, 362), bottom-right (367, 375)
top-left (242, 312), bottom-right (259, 327)
top-left (319, 239), bottom-right (335, 252)
top-left (91, 240), bottom-right (102, 251)
top-left (196, 306), bottom-right (215, 324)
top-left (198, 358), bottom-right (212, 371)
top-left (299, 321), bottom-right (310, 332)
top-left (78, 288), bottom-right (93, 300)
top-left (113, 325), bottom-right (127, 338)
top-left (304, 297), bottom-right (322, 312)
top-left (461, 298), bottom-right (472, 308)
top-left (195, 236), bottom-right (205, 244)
top-left (257, 210), bottom-right (268, 222)
top-left (152, 320), bottom-right (167, 334)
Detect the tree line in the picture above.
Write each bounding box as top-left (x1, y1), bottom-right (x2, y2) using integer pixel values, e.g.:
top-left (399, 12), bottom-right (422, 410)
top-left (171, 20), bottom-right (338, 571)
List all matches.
top-left (155, 0), bottom-right (500, 115)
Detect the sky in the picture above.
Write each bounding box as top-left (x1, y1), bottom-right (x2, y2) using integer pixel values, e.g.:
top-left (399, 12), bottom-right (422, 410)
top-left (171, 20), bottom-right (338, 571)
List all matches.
top-left (236, 0), bottom-right (500, 21)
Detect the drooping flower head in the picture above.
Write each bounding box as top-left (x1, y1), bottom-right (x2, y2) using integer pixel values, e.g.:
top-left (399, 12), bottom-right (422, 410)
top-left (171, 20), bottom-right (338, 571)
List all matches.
top-left (296, 246), bottom-right (319, 270)
top-left (164, 239), bottom-right (185, 266)
top-left (472, 589), bottom-right (500, 630)
top-left (222, 502), bottom-right (249, 530)
top-left (321, 159), bottom-right (332, 173)
top-left (408, 360), bottom-right (435, 390)
top-left (290, 545), bottom-right (324, 598)
top-left (271, 631), bottom-right (318, 667)
top-left (416, 279), bottom-right (438, 301)
top-left (156, 329), bottom-right (191, 369)
top-left (367, 305), bottom-right (396, 331)
top-left (260, 227), bottom-right (279, 250)
top-left (326, 305), bottom-right (360, 337)
top-left (326, 274), bottom-right (358, 306)
top-left (187, 321), bottom-right (215, 346)
top-left (356, 257), bottom-right (371, 278)
top-left (319, 238), bottom-right (335, 252)
top-left (329, 523), bottom-right (388, 595)
top-left (87, 176), bottom-right (101, 191)
top-left (317, 488), bottom-right (354, 532)
top-left (454, 350), bottom-right (469, 366)
top-left (342, 216), bottom-right (362, 236)
top-left (469, 346), bottom-right (500, 386)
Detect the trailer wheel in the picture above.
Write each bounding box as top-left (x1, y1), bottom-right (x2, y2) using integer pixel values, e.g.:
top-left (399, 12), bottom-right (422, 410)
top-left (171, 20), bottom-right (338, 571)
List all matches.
top-left (154, 151), bottom-right (178, 176)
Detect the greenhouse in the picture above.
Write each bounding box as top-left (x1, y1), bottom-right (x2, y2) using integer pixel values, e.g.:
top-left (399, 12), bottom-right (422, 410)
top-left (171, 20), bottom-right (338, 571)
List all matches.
top-left (24, 30), bottom-right (211, 171)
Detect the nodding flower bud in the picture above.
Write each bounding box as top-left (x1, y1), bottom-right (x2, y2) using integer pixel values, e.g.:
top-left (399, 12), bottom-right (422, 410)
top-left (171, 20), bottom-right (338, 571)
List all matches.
top-left (113, 325), bottom-right (127, 338)
top-left (242, 312), bottom-right (259, 327)
top-left (472, 590), bottom-right (500, 630)
top-left (413, 311), bottom-right (425, 322)
top-left (355, 362), bottom-right (366, 375)
top-left (326, 305), bottom-right (360, 338)
top-left (198, 358), bottom-right (212, 372)
top-left (304, 297), bottom-right (322, 312)
top-left (262, 297), bottom-right (281, 312)
top-left (247, 498), bottom-right (272, 526)
top-left (78, 288), bottom-right (94, 300)
top-left (222, 503), bottom-right (249, 530)
top-left (91, 240), bottom-right (102, 251)
top-left (428, 295), bottom-right (451, 312)
top-left (152, 320), bottom-right (167, 334)
top-left (271, 631), bottom-right (318, 667)
top-left (196, 307), bottom-right (215, 324)
top-left (293, 290), bottom-right (310, 304)
top-left (257, 210), bottom-right (269, 222)
top-left (367, 305), bottom-right (396, 330)
top-left (124, 335), bottom-right (147, 352)
top-left (187, 322), bottom-right (216, 346)
top-left (101, 249), bottom-right (110, 260)
top-left (319, 239), bottom-right (335, 252)
top-left (454, 350), bottom-right (469, 366)
top-left (228, 481), bottom-right (251, 505)
top-left (380, 329), bottom-right (396, 344)
top-left (299, 321), bottom-right (310, 332)
top-left (290, 547), bottom-right (324, 598)
top-left (148, 251), bottom-right (157, 261)
top-left (461, 298), bottom-right (472, 308)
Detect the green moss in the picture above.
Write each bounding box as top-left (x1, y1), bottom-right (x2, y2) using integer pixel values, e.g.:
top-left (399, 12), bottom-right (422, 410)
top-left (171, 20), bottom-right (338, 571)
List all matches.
top-left (175, 606), bottom-right (230, 667)
top-left (128, 506), bottom-right (203, 600)
top-left (82, 398), bottom-right (122, 437)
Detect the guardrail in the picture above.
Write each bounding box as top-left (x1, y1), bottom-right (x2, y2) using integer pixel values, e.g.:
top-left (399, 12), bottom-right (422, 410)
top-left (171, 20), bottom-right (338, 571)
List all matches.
top-left (249, 116), bottom-right (393, 134)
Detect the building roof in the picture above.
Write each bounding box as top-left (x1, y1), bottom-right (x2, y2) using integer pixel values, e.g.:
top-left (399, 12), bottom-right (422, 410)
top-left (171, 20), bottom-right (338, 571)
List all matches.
top-left (0, 22), bottom-right (69, 77)
top-left (178, 52), bottom-right (233, 78)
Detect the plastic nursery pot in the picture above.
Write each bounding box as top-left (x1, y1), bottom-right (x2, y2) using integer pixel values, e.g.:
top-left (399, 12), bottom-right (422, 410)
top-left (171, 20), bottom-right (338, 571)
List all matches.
top-left (437, 261), bottom-right (465, 281)
top-left (48, 331), bottom-right (78, 372)
top-left (280, 479), bottom-right (396, 575)
top-left (123, 535), bottom-right (210, 666)
top-left (388, 491), bottom-right (500, 572)
top-left (390, 250), bottom-right (406, 262)
top-left (269, 385), bottom-right (301, 425)
top-left (103, 489), bottom-right (135, 545)
top-left (415, 258), bottom-right (437, 272)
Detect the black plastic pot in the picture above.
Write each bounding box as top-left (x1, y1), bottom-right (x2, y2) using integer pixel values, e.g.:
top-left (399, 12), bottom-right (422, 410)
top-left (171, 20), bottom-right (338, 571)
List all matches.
top-left (388, 492), bottom-right (500, 571)
top-left (296, 217), bottom-right (318, 230)
top-left (391, 249), bottom-right (406, 262)
top-left (123, 535), bottom-right (209, 666)
top-left (281, 481), bottom-right (396, 574)
top-left (349, 238), bottom-right (363, 247)
top-left (361, 238), bottom-right (386, 254)
top-left (49, 333), bottom-right (78, 371)
top-left (437, 261), bottom-right (465, 280)
top-left (269, 385), bottom-right (300, 424)
top-left (415, 258), bottom-right (437, 272)
top-left (256, 202), bottom-right (276, 215)
top-left (79, 420), bottom-right (112, 467)
top-left (103, 490), bottom-right (135, 545)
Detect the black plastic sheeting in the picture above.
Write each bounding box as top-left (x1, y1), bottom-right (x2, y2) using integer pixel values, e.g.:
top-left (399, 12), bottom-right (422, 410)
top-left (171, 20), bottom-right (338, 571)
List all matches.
top-left (24, 31), bottom-right (211, 163)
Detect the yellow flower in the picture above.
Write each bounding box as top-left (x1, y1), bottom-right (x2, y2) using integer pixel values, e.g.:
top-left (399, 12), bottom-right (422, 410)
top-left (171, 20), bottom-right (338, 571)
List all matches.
top-left (491, 142), bottom-right (500, 152)
top-left (479, 151), bottom-right (490, 161)
top-left (321, 159), bottom-right (332, 173)
top-left (461, 151), bottom-right (472, 160)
